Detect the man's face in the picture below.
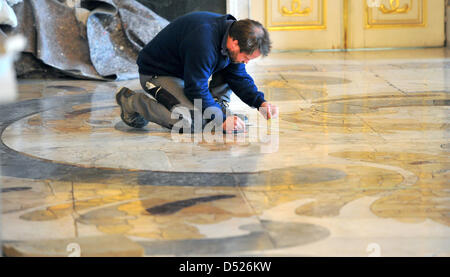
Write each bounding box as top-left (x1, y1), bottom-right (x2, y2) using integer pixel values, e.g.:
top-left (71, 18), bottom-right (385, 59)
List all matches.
top-left (228, 48), bottom-right (261, 64)
top-left (227, 37), bottom-right (261, 64)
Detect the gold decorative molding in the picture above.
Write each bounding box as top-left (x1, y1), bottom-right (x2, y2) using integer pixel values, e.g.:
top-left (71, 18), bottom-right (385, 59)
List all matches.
top-left (280, 0), bottom-right (311, 16)
top-left (379, 0), bottom-right (412, 14)
top-left (365, 0), bottom-right (426, 29)
top-left (265, 0), bottom-right (327, 31)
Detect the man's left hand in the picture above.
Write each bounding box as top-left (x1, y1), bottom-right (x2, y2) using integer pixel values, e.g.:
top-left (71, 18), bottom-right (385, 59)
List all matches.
top-left (259, 102), bottom-right (279, 120)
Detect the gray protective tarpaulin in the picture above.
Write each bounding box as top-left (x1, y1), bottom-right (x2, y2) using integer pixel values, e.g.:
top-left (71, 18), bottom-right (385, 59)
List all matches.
top-left (0, 0), bottom-right (169, 80)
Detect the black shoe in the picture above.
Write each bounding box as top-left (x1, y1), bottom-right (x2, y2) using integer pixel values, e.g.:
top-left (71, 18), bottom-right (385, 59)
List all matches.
top-left (116, 87), bottom-right (149, 128)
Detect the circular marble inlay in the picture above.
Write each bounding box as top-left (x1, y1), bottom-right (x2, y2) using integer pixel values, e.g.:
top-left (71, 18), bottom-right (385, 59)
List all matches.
top-left (2, 92), bottom-right (448, 173)
top-left (312, 93), bottom-right (450, 114)
top-left (2, 98), bottom-right (336, 173)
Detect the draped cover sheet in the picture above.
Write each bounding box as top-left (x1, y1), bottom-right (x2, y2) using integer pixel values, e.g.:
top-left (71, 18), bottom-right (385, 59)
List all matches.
top-left (0, 0), bottom-right (169, 80)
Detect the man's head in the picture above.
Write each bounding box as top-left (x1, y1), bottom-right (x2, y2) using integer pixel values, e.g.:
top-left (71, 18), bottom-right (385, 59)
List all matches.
top-left (226, 19), bottom-right (271, 64)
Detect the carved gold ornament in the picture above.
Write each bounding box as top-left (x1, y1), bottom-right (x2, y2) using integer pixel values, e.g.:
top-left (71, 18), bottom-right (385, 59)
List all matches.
top-left (365, 0), bottom-right (426, 29)
top-left (280, 0), bottom-right (311, 16)
top-left (266, 0), bottom-right (326, 31)
top-left (379, 0), bottom-right (412, 14)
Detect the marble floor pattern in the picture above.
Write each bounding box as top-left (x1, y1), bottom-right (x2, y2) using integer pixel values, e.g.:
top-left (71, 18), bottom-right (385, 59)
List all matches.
top-left (0, 48), bottom-right (449, 256)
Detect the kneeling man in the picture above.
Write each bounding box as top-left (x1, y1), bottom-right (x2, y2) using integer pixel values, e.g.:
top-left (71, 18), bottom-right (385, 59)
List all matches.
top-left (116, 11), bottom-right (278, 133)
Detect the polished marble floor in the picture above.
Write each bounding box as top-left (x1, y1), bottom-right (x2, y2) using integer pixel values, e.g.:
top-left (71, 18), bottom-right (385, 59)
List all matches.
top-left (1, 48), bottom-right (449, 256)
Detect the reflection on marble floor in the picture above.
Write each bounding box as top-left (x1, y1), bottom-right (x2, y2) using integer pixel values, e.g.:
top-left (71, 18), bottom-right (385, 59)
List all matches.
top-left (1, 48), bottom-right (449, 256)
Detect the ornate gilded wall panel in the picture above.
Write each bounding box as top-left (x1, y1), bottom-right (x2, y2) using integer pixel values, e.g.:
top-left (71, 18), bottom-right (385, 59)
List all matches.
top-left (265, 0), bottom-right (327, 31)
top-left (365, 0), bottom-right (427, 28)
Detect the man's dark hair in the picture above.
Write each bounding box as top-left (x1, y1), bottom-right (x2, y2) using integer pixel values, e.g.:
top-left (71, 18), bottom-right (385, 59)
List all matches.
top-left (229, 19), bottom-right (271, 57)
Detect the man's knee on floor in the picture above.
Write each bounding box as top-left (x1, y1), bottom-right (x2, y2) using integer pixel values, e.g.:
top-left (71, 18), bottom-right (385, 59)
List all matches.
top-left (142, 82), bottom-right (181, 112)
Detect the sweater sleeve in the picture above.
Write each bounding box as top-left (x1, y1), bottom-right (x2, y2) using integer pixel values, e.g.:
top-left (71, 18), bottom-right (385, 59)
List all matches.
top-left (180, 26), bottom-right (226, 120)
top-left (222, 63), bottom-right (266, 109)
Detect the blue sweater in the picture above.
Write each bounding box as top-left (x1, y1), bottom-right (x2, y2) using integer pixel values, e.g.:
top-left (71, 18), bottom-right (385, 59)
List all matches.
top-left (137, 12), bottom-right (266, 120)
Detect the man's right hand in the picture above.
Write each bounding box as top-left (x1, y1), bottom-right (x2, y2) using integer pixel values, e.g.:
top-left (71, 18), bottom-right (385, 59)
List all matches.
top-left (222, 116), bottom-right (246, 133)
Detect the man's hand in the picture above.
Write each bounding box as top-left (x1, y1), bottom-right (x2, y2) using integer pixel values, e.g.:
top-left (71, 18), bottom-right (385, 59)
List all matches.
top-left (222, 116), bottom-right (246, 133)
top-left (259, 102), bottom-right (279, 120)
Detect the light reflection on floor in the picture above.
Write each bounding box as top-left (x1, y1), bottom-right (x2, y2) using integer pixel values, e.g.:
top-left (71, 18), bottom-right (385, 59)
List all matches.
top-left (1, 48), bottom-right (449, 256)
